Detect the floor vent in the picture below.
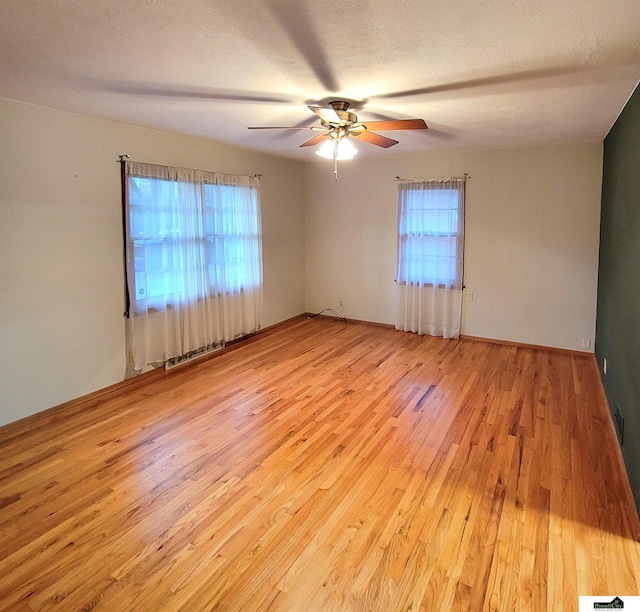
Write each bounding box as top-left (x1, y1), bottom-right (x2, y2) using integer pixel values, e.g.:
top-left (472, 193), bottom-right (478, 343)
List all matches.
top-left (165, 343), bottom-right (225, 371)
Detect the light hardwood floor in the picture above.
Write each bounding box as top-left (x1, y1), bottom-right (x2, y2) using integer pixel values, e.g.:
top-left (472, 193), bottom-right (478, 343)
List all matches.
top-left (1, 317), bottom-right (639, 611)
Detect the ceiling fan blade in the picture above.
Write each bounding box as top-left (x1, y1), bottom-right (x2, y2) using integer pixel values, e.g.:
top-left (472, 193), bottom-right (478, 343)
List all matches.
top-left (90, 80), bottom-right (297, 104)
top-left (299, 133), bottom-right (330, 147)
top-left (264, 0), bottom-right (340, 92)
top-left (360, 118), bottom-right (428, 131)
top-left (248, 126), bottom-right (319, 130)
top-left (374, 65), bottom-right (588, 101)
top-left (352, 131), bottom-right (399, 148)
top-left (308, 105), bottom-right (341, 123)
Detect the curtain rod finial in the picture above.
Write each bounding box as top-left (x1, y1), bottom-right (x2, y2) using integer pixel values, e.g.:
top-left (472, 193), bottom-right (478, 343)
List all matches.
top-left (118, 154), bottom-right (130, 163)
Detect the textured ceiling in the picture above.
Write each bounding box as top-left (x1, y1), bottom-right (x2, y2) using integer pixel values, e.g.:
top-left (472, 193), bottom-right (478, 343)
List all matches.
top-left (1, 0), bottom-right (639, 161)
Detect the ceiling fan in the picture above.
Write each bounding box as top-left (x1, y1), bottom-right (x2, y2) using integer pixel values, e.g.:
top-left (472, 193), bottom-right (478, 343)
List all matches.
top-left (248, 100), bottom-right (428, 178)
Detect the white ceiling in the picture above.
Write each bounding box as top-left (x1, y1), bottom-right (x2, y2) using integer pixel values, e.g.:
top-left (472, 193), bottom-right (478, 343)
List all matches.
top-left (1, 0), bottom-right (639, 161)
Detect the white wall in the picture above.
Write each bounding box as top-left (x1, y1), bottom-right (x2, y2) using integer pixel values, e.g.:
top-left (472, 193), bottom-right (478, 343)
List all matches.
top-left (0, 98), bottom-right (604, 427)
top-left (305, 142), bottom-right (603, 351)
top-left (0, 98), bottom-right (305, 426)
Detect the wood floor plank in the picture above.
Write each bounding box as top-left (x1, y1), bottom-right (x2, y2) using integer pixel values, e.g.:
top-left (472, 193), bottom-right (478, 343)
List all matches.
top-left (1, 317), bottom-right (639, 610)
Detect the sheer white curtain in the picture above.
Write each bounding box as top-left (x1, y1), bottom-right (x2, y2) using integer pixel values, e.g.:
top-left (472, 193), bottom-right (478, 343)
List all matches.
top-left (124, 161), bottom-right (262, 370)
top-left (396, 178), bottom-right (465, 338)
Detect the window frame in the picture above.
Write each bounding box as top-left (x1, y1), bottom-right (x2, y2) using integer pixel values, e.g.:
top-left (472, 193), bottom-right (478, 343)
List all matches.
top-left (396, 180), bottom-right (465, 290)
top-left (123, 163), bottom-right (262, 317)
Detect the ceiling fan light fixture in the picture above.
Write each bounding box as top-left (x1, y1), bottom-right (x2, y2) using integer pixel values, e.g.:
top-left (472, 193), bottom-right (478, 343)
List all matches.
top-left (315, 136), bottom-right (358, 160)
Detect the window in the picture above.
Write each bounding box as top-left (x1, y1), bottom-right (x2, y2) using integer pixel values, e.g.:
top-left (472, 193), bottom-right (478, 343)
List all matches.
top-left (203, 182), bottom-right (261, 294)
top-left (397, 180), bottom-right (465, 288)
top-left (126, 165), bottom-right (261, 313)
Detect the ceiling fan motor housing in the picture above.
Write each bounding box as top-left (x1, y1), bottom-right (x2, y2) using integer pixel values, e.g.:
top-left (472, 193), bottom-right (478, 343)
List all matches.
top-left (329, 100), bottom-right (358, 126)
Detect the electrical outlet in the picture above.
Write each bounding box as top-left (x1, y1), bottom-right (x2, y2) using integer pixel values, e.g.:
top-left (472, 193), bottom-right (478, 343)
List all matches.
top-left (128, 350), bottom-right (134, 363)
top-left (467, 291), bottom-right (474, 302)
top-left (603, 358), bottom-right (607, 374)
top-left (581, 338), bottom-right (591, 350)
top-left (339, 299), bottom-right (343, 307)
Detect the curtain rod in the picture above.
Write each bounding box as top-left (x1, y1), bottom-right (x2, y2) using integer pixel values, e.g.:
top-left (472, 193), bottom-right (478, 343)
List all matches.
top-left (394, 173), bottom-right (470, 182)
top-left (116, 155), bottom-right (262, 178)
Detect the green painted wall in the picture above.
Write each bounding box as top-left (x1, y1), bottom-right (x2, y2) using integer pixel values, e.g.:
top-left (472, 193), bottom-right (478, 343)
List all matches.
top-left (596, 83), bottom-right (640, 509)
